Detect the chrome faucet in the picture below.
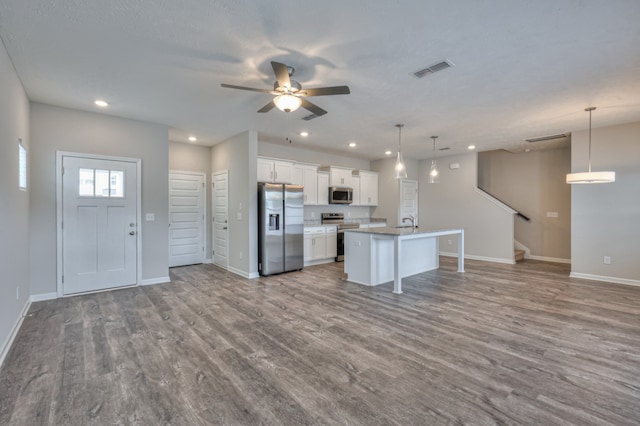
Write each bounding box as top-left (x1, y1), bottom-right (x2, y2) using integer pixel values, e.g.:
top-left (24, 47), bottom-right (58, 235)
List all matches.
top-left (402, 215), bottom-right (415, 228)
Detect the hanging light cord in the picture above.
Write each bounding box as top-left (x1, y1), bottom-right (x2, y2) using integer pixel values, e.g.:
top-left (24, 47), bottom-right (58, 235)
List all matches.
top-left (587, 107), bottom-right (593, 173)
top-left (398, 124), bottom-right (403, 151)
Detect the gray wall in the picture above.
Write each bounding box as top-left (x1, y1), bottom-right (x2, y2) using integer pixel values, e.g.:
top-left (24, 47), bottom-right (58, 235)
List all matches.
top-left (29, 103), bottom-right (170, 296)
top-left (478, 148), bottom-right (571, 261)
top-left (419, 152), bottom-right (515, 263)
top-left (371, 157), bottom-right (419, 226)
top-left (571, 121), bottom-right (640, 284)
top-left (169, 141), bottom-right (213, 261)
top-left (211, 130), bottom-right (258, 278)
top-left (0, 39), bottom-right (31, 362)
top-left (258, 141), bottom-right (370, 170)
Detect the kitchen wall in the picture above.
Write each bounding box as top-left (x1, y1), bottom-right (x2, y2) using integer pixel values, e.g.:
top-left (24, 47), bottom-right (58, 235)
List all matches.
top-left (211, 130), bottom-right (258, 278)
top-left (371, 157), bottom-right (420, 226)
top-left (570, 121), bottom-right (640, 285)
top-left (0, 39), bottom-right (31, 366)
top-left (29, 103), bottom-right (170, 297)
top-left (478, 147), bottom-right (571, 262)
top-left (419, 152), bottom-right (515, 263)
top-left (169, 141), bottom-right (213, 261)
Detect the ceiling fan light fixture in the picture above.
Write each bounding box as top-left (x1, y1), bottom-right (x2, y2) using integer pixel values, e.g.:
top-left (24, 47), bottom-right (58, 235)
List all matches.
top-left (394, 124), bottom-right (408, 179)
top-left (273, 94), bottom-right (302, 112)
top-left (566, 107), bottom-right (615, 184)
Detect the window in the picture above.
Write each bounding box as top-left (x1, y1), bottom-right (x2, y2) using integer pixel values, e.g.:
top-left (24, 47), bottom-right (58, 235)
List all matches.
top-left (78, 168), bottom-right (124, 197)
top-left (18, 139), bottom-right (27, 190)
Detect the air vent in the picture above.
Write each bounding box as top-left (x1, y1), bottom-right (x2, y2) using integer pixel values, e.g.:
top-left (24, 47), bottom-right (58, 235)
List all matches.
top-left (302, 113), bottom-right (318, 121)
top-left (525, 133), bottom-right (568, 143)
top-left (438, 147), bottom-right (450, 151)
top-left (412, 60), bottom-right (454, 79)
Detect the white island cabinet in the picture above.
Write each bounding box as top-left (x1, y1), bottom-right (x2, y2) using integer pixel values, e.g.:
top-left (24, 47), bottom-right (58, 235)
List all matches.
top-left (344, 227), bottom-right (464, 294)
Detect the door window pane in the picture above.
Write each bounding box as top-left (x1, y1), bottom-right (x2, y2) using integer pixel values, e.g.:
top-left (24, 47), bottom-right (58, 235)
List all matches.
top-left (18, 140), bottom-right (27, 190)
top-left (95, 170), bottom-right (110, 197)
top-left (78, 168), bottom-right (125, 198)
top-left (110, 171), bottom-right (124, 197)
top-left (79, 169), bottom-right (94, 196)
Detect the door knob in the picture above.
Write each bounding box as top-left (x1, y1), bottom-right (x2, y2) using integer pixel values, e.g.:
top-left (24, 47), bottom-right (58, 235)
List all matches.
top-left (129, 231), bottom-right (135, 235)
top-left (129, 222), bottom-right (135, 227)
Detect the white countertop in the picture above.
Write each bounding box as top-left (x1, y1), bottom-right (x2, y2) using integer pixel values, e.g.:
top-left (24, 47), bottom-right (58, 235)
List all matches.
top-left (343, 226), bottom-right (463, 236)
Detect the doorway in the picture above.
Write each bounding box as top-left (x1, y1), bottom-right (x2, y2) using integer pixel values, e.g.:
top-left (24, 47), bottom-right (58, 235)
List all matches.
top-left (399, 179), bottom-right (418, 226)
top-left (57, 153), bottom-right (141, 296)
top-left (213, 170), bottom-right (229, 269)
top-left (168, 171), bottom-right (205, 267)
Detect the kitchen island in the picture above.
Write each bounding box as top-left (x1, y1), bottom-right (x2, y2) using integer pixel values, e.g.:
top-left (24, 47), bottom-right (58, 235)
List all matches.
top-left (343, 227), bottom-right (464, 294)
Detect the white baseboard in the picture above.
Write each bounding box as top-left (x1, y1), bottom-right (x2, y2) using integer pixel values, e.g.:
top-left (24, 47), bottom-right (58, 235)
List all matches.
top-left (570, 272), bottom-right (640, 287)
top-left (141, 276), bottom-right (171, 286)
top-left (0, 298), bottom-right (31, 369)
top-left (304, 258), bottom-right (336, 267)
top-left (204, 258), bottom-right (212, 264)
top-left (526, 255), bottom-right (571, 264)
top-left (31, 292), bottom-right (58, 302)
top-left (440, 251), bottom-right (515, 265)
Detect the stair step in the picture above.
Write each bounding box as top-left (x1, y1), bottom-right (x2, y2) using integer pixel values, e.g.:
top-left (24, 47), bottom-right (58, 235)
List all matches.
top-left (514, 249), bottom-right (525, 262)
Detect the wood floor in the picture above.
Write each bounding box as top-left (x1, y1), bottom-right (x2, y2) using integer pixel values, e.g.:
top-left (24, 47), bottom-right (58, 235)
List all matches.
top-left (1, 258), bottom-right (639, 425)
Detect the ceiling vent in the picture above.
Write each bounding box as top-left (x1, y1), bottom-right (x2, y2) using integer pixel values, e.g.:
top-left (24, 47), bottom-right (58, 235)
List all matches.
top-left (525, 133), bottom-right (568, 143)
top-left (438, 147), bottom-right (450, 151)
top-left (412, 60), bottom-right (454, 79)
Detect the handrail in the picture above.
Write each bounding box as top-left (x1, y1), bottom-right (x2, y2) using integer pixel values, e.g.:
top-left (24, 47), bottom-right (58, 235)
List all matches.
top-left (474, 187), bottom-right (531, 222)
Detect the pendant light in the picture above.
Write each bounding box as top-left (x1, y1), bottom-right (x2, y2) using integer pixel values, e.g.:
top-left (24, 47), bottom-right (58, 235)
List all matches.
top-left (428, 136), bottom-right (440, 184)
top-left (566, 107), bottom-right (615, 184)
top-left (394, 124), bottom-right (407, 179)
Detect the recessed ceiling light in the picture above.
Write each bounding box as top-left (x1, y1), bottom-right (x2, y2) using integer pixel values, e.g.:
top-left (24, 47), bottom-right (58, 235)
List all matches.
top-left (385, 150), bottom-right (392, 155)
top-left (94, 100), bottom-right (108, 107)
top-left (349, 142), bottom-right (357, 148)
top-left (468, 145), bottom-right (476, 150)
top-left (188, 136), bottom-right (197, 142)
top-left (300, 131), bottom-right (309, 137)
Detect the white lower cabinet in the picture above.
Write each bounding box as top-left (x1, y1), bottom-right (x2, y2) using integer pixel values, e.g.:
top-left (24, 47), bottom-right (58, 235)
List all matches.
top-left (304, 225), bottom-right (336, 264)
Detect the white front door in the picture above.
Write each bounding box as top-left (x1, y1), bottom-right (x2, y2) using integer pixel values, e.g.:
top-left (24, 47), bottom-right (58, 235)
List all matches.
top-left (399, 179), bottom-right (418, 226)
top-left (169, 171), bottom-right (205, 267)
top-left (61, 155), bottom-right (138, 295)
top-left (213, 170), bottom-right (229, 268)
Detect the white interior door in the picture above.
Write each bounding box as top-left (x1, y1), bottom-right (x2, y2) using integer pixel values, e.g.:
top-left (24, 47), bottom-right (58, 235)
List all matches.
top-left (399, 179), bottom-right (418, 226)
top-left (169, 171), bottom-right (205, 267)
top-left (61, 156), bottom-right (138, 295)
top-left (213, 170), bottom-right (229, 268)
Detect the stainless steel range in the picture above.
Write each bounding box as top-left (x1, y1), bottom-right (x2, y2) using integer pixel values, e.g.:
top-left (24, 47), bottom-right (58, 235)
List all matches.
top-left (321, 212), bottom-right (359, 262)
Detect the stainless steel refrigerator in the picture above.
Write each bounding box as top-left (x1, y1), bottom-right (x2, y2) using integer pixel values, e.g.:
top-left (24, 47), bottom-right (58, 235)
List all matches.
top-left (258, 183), bottom-right (304, 276)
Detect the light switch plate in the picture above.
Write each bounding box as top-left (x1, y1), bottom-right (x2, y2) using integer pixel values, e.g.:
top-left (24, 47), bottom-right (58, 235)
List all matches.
top-left (146, 213), bottom-right (155, 221)
top-left (546, 212), bottom-right (558, 218)
top-left (237, 212), bottom-right (242, 220)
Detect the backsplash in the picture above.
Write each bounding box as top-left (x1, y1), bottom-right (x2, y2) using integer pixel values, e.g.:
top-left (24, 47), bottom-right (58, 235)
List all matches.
top-left (304, 205), bottom-right (375, 222)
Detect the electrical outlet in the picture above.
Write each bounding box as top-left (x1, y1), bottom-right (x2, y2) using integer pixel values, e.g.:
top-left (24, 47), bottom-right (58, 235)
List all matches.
top-left (448, 239), bottom-right (452, 245)
top-left (16, 287), bottom-right (19, 301)
top-left (311, 212), bottom-right (315, 219)
top-left (239, 251), bottom-right (243, 260)
top-left (604, 256), bottom-right (611, 265)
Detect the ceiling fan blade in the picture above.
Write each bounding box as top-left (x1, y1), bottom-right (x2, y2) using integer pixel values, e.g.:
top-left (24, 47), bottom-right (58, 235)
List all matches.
top-left (257, 101), bottom-right (276, 113)
top-left (299, 86), bottom-right (351, 97)
top-left (220, 83), bottom-right (274, 94)
top-left (271, 61), bottom-right (291, 89)
top-left (300, 98), bottom-right (327, 117)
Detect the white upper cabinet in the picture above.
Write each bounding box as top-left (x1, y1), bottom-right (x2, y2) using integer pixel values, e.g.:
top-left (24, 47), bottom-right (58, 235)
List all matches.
top-left (354, 170), bottom-right (378, 206)
top-left (292, 164), bottom-right (318, 205)
top-left (257, 157), bottom-right (293, 183)
top-left (317, 172), bottom-right (329, 205)
top-left (328, 167), bottom-right (353, 187)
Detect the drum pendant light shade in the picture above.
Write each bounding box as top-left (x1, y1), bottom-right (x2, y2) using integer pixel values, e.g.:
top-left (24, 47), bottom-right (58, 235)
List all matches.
top-left (394, 124), bottom-right (408, 179)
top-left (566, 107), bottom-right (615, 184)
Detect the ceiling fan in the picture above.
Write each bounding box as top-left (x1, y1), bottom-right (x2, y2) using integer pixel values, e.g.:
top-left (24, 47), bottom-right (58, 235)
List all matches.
top-left (221, 61), bottom-right (350, 118)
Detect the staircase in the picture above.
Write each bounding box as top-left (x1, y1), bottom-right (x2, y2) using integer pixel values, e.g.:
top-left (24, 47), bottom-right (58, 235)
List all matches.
top-left (514, 249), bottom-right (525, 262)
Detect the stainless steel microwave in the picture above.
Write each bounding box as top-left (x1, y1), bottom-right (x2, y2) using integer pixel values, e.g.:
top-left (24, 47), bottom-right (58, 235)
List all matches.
top-left (329, 186), bottom-right (353, 204)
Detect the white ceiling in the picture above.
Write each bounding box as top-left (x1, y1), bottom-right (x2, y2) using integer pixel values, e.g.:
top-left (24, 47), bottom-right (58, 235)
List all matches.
top-left (1, 1), bottom-right (639, 160)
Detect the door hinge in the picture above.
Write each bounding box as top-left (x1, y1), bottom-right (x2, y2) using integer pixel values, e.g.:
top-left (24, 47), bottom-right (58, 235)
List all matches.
top-left (62, 167), bottom-right (65, 175)
top-left (61, 221), bottom-right (64, 229)
top-left (62, 275), bottom-right (64, 283)
top-left (202, 182), bottom-right (205, 188)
